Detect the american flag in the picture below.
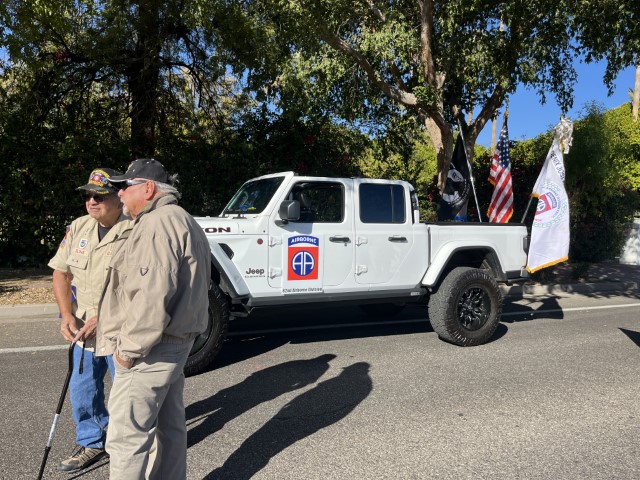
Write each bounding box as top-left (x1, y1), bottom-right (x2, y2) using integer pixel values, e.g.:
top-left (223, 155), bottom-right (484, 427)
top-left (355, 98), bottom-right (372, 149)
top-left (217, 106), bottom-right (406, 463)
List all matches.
top-left (487, 119), bottom-right (514, 223)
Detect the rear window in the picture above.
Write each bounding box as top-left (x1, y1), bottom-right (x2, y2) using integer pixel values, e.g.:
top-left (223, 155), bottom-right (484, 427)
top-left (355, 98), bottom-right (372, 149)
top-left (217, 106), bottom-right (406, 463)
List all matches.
top-left (359, 184), bottom-right (405, 223)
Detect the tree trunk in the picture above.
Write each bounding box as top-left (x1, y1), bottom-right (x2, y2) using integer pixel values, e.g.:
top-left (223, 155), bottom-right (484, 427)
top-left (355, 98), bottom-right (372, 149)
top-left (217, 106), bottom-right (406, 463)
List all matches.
top-left (423, 117), bottom-right (453, 192)
top-left (127, 0), bottom-right (163, 158)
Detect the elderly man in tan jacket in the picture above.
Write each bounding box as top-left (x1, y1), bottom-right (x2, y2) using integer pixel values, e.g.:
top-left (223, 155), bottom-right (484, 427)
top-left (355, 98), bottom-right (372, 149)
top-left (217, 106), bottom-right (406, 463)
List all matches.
top-left (94, 158), bottom-right (210, 479)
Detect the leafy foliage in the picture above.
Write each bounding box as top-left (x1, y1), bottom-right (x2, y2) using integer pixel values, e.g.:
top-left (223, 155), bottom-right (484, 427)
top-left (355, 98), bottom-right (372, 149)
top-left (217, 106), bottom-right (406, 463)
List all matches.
top-left (572, 1), bottom-right (640, 90)
top-left (236, 0), bottom-right (590, 187)
top-left (357, 117), bottom-right (440, 221)
top-left (0, 0), bottom-right (254, 157)
top-left (1, 0), bottom-right (640, 268)
top-left (563, 103), bottom-right (640, 261)
top-left (0, 61), bottom-right (368, 265)
top-left (0, 63), bottom-right (131, 264)
top-left (503, 103), bottom-right (640, 262)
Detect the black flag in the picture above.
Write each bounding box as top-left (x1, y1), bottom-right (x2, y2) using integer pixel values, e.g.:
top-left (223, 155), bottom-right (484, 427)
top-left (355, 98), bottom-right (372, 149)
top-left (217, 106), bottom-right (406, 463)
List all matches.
top-left (438, 135), bottom-right (471, 221)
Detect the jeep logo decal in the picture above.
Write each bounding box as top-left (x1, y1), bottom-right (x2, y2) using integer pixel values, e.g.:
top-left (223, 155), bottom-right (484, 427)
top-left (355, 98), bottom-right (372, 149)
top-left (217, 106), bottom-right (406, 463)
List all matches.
top-left (245, 268), bottom-right (265, 277)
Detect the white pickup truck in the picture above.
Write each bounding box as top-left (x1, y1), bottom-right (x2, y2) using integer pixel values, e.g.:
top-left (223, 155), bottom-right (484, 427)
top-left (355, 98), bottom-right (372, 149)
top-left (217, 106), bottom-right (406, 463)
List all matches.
top-left (185, 171), bottom-right (529, 375)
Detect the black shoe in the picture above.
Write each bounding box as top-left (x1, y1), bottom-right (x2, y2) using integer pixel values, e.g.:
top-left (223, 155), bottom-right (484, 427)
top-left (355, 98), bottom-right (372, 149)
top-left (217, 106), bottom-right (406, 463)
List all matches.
top-left (57, 446), bottom-right (107, 472)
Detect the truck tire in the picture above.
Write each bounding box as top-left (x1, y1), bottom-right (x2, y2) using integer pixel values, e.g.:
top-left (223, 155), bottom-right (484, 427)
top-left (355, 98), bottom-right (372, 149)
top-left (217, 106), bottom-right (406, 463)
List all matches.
top-left (428, 266), bottom-right (502, 346)
top-left (184, 284), bottom-right (229, 377)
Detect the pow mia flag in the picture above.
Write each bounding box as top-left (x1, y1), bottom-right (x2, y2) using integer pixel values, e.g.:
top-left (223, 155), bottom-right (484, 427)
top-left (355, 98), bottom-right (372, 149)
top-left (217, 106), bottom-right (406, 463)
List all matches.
top-left (438, 135), bottom-right (471, 221)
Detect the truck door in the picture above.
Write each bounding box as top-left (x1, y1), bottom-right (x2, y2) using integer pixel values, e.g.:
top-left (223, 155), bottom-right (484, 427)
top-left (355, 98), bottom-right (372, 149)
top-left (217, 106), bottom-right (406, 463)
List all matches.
top-left (354, 181), bottom-right (414, 285)
top-left (268, 179), bottom-right (355, 292)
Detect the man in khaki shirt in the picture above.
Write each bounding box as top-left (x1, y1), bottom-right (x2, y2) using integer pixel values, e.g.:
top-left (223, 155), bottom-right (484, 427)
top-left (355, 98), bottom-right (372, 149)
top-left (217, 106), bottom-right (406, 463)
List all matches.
top-left (96, 159), bottom-right (210, 479)
top-left (48, 168), bottom-right (131, 473)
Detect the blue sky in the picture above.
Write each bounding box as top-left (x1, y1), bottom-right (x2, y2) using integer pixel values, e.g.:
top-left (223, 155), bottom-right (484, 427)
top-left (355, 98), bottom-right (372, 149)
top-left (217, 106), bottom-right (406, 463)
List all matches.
top-left (476, 62), bottom-right (637, 147)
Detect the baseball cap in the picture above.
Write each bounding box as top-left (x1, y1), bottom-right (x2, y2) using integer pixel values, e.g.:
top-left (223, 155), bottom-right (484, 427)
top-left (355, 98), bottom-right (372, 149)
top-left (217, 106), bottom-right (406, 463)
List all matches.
top-left (109, 158), bottom-right (170, 184)
top-left (76, 168), bottom-right (121, 194)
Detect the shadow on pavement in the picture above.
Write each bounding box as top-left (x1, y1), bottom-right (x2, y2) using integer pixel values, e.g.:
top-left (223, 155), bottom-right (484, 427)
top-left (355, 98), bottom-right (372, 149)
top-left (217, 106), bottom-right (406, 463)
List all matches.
top-left (186, 354), bottom-right (336, 448)
top-left (201, 362), bottom-right (372, 480)
top-left (502, 293), bottom-right (564, 323)
top-left (619, 328), bottom-right (640, 348)
top-left (200, 306), bottom-right (433, 370)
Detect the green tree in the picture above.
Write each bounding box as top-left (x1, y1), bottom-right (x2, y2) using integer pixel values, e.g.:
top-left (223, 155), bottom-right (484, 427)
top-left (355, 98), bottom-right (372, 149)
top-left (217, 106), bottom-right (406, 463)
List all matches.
top-left (572, 2), bottom-right (640, 92)
top-left (564, 102), bottom-right (640, 261)
top-left (0, 60), bottom-right (131, 264)
top-left (508, 103), bottom-right (640, 262)
top-left (0, 0), bottom-right (252, 157)
top-left (237, 0), bottom-right (590, 192)
top-left (0, 0), bottom-right (262, 265)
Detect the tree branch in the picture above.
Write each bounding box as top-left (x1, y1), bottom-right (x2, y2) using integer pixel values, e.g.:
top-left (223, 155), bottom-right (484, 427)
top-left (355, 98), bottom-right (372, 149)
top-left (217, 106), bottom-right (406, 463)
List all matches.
top-left (389, 62), bottom-right (408, 91)
top-left (469, 84), bottom-right (506, 141)
top-left (318, 26), bottom-right (418, 107)
top-left (362, 0), bottom-right (385, 22)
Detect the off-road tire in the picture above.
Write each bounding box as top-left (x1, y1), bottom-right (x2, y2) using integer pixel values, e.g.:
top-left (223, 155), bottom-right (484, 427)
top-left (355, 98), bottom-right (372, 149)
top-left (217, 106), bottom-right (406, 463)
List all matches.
top-left (428, 267), bottom-right (502, 346)
top-left (184, 284), bottom-right (229, 376)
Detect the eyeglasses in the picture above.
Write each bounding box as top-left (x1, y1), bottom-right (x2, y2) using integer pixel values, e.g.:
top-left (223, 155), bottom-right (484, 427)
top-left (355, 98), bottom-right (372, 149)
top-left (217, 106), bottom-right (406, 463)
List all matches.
top-left (81, 192), bottom-right (111, 203)
top-left (119, 179), bottom-right (148, 191)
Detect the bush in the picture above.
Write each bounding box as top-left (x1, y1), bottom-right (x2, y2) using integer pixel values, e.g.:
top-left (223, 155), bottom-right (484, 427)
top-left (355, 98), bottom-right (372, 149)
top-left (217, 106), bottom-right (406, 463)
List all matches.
top-left (564, 103), bottom-right (640, 262)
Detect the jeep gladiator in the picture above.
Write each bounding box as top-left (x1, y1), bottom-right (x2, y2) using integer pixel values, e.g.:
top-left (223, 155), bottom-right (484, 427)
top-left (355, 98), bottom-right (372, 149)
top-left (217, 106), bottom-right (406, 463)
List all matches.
top-left (185, 171), bottom-right (529, 375)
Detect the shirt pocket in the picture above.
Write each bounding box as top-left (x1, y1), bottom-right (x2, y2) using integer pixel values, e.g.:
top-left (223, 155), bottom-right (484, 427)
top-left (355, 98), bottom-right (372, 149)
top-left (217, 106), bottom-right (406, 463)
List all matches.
top-left (66, 253), bottom-right (89, 271)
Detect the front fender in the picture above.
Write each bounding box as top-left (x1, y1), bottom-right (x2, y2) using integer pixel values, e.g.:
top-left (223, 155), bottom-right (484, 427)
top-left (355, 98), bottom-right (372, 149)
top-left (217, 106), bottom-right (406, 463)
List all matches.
top-left (209, 241), bottom-right (250, 299)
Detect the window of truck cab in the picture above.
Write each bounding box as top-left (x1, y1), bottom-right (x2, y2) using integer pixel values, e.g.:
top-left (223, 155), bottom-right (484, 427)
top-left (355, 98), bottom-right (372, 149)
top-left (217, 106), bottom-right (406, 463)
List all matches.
top-left (223, 176), bottom-right (285, 215)
top-left (359, 183), bottom-right (406, 223)
top-left (287, 181), bottom-right (345, 223)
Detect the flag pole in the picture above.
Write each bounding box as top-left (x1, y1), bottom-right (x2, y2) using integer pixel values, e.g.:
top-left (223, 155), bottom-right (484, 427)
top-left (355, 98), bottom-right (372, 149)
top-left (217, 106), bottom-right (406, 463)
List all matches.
top-left (456, 119), bottom-right (483, 222)
top-left (520, 196), bottom-right (533, 223)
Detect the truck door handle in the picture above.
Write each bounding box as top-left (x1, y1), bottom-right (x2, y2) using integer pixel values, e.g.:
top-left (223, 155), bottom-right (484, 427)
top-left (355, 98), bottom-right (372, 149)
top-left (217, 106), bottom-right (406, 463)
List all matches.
top-left (388, 236), bottom-right (408, 243)
top-left (330, 236), bottom-right (351, 243)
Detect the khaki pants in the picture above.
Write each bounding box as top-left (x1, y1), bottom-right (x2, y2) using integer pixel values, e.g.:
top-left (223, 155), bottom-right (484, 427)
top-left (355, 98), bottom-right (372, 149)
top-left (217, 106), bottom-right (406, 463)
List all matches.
top-left (106, 341), bottom-right (192, 479)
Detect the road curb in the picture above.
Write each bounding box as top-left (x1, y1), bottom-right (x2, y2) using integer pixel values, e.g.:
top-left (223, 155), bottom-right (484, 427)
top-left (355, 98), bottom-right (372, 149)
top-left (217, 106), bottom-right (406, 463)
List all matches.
top-left (502, 281), bottom-right (639, 297)
top-left (0, 303), bottom-right (58, 319)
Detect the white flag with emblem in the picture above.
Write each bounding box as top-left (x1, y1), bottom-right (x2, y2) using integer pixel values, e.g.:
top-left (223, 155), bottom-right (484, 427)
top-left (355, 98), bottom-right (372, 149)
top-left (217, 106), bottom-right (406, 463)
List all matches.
top-left (526, 119), bottom-right (572, 273)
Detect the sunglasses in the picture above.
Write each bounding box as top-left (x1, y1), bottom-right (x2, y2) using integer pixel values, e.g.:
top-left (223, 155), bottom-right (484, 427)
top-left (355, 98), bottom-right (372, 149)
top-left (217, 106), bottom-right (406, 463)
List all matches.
top-left (119, 179), bottom-right (148, 191)
top-left (81, 192), bottom-right (112, 203)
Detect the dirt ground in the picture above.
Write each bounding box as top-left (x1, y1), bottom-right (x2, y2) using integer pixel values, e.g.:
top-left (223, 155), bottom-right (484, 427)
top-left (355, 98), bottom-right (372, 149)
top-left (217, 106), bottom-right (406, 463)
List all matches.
top-left (0, 268), bottom-right (55, 305)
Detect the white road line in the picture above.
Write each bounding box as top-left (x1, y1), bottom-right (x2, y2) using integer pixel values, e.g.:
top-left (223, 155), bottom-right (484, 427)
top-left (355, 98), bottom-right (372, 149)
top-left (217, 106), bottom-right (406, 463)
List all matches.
top-left (2, 302), bottom-right (639, 354)
top-left (501, 302), bottom-right (640, 318)
top-left (0, 344), bottom-right (68, 354)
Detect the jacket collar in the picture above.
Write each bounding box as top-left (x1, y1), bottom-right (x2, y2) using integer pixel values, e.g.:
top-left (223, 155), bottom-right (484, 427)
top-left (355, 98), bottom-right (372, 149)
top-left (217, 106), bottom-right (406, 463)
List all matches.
top-left (134, 193), bottom-right (178, 223)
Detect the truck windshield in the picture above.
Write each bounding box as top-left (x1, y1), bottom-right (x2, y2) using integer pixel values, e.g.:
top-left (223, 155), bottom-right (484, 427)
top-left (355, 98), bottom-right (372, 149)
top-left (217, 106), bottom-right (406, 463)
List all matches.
top-left (222, 176), bottom-right (285, 215)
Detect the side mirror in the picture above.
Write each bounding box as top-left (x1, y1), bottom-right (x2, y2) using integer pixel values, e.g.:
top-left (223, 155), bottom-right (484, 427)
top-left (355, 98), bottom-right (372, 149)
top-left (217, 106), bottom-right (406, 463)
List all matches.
top-left (279, 200), bottom-right (300, 221)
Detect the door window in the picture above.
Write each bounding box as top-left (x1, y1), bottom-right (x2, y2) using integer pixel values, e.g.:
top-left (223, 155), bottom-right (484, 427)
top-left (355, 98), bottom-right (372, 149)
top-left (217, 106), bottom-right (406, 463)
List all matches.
top-left (289, 182), bottom-right (344, 223)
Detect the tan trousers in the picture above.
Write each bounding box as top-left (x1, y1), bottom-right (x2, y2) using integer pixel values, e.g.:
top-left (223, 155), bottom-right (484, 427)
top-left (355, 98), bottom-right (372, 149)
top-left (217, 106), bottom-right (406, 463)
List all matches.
top-left (106, 341), bottom-right (192, 479)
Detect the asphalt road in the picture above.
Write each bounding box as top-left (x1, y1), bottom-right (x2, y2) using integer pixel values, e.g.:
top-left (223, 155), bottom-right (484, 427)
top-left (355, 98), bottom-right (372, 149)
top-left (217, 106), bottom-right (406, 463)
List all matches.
top-left (1, 291), bottom-right (639, 480)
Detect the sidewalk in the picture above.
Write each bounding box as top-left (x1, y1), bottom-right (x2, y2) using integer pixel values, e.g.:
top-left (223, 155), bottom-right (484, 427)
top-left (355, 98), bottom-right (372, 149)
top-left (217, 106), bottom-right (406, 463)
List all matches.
top-left (502, 259), bottom-right (639, 297)
top-left (0, 261), bottom-right (638, 319)
top-left (0, 303), bottom-right (59, 318)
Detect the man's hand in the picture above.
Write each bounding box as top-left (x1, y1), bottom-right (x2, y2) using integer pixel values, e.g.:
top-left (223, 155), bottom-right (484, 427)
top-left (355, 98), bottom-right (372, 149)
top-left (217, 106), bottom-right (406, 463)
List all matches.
top-left (115, 351), bottom-right (134, 369)
top-left (60, 313), bottom-right (80, 342)
top-left (72, 316), bottom-right (98, 343)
